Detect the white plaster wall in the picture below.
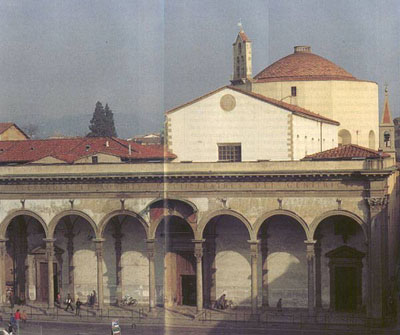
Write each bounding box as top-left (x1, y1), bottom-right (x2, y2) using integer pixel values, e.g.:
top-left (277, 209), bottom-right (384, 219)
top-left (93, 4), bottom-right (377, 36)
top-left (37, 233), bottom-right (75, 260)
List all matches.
top-left (251, 80), bottom-right (379, 149)
top-left (292, 115), bottom-right (337, 159)
top-left (214, 217), bottom-right (251, 305)
top-left (168, 88), bottom-right (290, 162)
top-left (260, 216), bottom-right (308, 307)
top-left (121, 221), bottom-right (148, 304)
top-left (73, 223), bottom-right (97, 300)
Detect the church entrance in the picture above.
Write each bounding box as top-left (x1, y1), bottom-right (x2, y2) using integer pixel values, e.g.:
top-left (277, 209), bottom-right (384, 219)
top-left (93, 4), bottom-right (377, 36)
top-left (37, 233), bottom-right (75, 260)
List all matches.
top-left (334, 266), bottom-right (357, 311)
top-left (181, 275), bottom-right (196, 306)
top-left (38, 262), bottom-right (58, 303)
top-left (326, 245), bottom-right (365, 312)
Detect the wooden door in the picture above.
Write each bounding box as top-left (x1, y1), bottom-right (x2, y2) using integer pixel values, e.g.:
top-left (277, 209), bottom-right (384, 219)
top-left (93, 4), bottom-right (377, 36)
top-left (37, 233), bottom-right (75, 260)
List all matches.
top-left (39, 263), bottom-right (48, 302)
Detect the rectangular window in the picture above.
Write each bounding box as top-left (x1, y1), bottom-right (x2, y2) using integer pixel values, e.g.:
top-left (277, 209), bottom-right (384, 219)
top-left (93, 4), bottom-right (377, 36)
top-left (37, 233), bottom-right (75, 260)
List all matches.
top-left (91, 156), bottom-right (98, 164)
top-left (291, 86), bottom-right (297, 97)
top-left (218, 143), bottom-right (241, 162)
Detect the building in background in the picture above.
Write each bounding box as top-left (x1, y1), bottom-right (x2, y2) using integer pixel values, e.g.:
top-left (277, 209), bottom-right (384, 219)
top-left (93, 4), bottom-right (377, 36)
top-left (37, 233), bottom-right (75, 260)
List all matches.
top-left (0, 28), bottom-right (398, 327)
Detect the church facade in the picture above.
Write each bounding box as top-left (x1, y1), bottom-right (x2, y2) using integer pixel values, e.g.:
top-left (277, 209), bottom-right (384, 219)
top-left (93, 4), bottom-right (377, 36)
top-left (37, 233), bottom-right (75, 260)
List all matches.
top-left (0, 28), bottom-right (398, 326)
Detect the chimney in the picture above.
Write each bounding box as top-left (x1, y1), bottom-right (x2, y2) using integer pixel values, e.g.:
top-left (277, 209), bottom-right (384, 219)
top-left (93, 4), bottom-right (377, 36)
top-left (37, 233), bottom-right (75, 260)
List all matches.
top-left (105, 140), bottom-right (109, 147)
top-left (128, 144), bottom-right (131, 155)
top-left (294, 46), bottom-right (311, 53)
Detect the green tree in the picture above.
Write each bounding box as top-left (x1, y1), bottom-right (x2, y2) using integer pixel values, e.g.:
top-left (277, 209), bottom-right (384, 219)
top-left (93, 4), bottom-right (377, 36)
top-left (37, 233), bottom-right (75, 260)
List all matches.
top-left (104, 103), bottom-right (117, 137)
top-left (87, 101), bottom-right (117, 137)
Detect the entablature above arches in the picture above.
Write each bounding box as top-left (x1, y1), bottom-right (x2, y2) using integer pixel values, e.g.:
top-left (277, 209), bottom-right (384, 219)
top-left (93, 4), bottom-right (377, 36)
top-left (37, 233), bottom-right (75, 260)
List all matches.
top-left (48, 209), bottom-right (99, 239)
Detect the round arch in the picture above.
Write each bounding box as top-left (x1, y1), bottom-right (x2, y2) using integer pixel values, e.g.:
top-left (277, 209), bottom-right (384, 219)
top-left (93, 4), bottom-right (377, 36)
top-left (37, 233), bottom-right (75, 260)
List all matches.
top-left (368, 130), bottom-right (375, 149)
top-left (0, 210), bottom-right (49, 239)
top-left (98, 210), bottom-right (149, 239)
top-left (145, 197), bottom-right (198, 215)
top-left (48, 210), bottom-right (98, 239)
top-left (310, 210), bottom-right (368, 242)
top-left (253, 209), bottom-right (310, 240)
top-left (196, 209), bottom-right (254, 241)
top-left (149, 210), bottom-right (195, 239)
top-left (338, 129), bottom-right (352, 146)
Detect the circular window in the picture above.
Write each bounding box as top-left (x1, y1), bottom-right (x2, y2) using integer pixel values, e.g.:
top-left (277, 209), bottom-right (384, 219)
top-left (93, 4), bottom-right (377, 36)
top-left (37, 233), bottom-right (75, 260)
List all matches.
top-left (220, 94), bottom-right (236, 112)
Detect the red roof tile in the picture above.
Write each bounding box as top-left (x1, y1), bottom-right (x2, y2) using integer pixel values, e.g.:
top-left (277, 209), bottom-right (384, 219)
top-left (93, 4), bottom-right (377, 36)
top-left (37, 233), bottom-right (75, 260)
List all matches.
top-left (166, 86), bottom-right (339, 125)
top-left (302, 144), bottom-right (389, 160)
top-left (254, 48), bottom-right (357, 82)
top-left (0, 137), bottom-right (175, 164)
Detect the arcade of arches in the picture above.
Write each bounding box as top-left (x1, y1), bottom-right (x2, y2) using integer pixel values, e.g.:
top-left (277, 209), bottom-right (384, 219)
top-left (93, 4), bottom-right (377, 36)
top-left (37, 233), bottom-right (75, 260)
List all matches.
top-left (0, 163), bottom-right (396, 324)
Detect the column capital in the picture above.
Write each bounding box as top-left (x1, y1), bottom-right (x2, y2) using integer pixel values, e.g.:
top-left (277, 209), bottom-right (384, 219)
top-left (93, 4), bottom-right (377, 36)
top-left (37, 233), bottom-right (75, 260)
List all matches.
top-left (366, 196), bottom-right (388, 215)
top-left (248, 240), bottom-right (259, 258)
top-left (0, 238), bottom-right (8, 243)
top-left (305, 240), bottom-right (316, 260)
top-left (92, 238), bottom-right (105, 243)
top-left (43, 238), bottom-right (56, 244)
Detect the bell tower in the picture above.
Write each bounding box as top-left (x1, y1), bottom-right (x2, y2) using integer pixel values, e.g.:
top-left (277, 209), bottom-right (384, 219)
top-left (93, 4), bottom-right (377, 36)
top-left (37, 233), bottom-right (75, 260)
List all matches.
top-left (231, 23), bottom-right (252, 85)
top-left (379, 86), bottom-right (396, 157)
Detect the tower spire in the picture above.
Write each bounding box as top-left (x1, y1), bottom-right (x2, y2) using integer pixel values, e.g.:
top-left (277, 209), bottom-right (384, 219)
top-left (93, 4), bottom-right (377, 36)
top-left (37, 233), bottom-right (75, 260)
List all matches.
top-left (231, 23), bottom-right (252, 85)
top-left (381, 85), bottom-right (393, 124)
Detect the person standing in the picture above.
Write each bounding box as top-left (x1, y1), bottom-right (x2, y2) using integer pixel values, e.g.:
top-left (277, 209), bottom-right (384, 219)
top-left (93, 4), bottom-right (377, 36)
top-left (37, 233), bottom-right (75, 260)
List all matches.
top-left (20, 311), bottom-right (27, 324)
top-left (14, 310), bottom-right (20, 335)
top-left (75, 298), bottom-right (82, 317)
top-left (65, 294), bottom-right (74, 312)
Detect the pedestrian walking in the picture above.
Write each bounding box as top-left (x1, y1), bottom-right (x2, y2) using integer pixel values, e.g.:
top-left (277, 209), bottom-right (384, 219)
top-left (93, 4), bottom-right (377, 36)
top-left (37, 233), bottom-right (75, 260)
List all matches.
top-left (65, 294), bottom-right (74, 312)
top-left (75, 298), bottom-right (82, 316)
top-left (9, 314), bottom-right (16, 334)
top-left (277, 298), bottom-right (283, 312)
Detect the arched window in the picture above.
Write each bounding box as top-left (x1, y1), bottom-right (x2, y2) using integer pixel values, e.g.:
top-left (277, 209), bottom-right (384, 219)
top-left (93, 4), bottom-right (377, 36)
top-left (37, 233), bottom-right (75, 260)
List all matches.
top-left (384, 131), bottom-right (391, 147)
top-left (368, 130), bottom-right (375, 149)
top-left (338, 129), bottom-right (351, 146)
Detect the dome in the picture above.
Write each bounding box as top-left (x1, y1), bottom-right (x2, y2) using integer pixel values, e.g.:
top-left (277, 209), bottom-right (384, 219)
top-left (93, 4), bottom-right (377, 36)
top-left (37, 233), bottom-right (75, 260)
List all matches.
top-left (254, 46), bottom-right (357, 82)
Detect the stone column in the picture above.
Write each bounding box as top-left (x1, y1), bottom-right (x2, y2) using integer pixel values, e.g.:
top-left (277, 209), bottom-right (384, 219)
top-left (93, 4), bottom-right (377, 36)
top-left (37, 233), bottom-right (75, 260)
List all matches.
top-left (305, 240), bottom-right (316, 315)
top-left (249, 240), bottom-right (259, 314)
top-left (44, 238), bottom-right (56, 308)
top-left (64, 220), bottom-right (75, 297)
top-left (94, 239), bottom-right (105, 310)
top-left (261, 236), bottom-right (269, 307)
top-left (0, 239), bottom-right (7, 305)
top-left (367, 196), bottom-right (388, 321)
top-left (314, 240), bottom-right (322, 310)
top-left (112, 221), bottom-right (123, 303)
top-left (193, 240), bottom-right (204, 313)
top-left (146, 239), bottom-right (156, 311)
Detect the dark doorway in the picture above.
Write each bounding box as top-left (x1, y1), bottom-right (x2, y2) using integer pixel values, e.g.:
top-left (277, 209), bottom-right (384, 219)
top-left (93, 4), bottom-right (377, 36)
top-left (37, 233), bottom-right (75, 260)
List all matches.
top-left (335, 266), bottom-right (357, 311)
top-left (39, 263), bottom-right (58, 302)
top-left (181, 275), bottom-right (196, 306)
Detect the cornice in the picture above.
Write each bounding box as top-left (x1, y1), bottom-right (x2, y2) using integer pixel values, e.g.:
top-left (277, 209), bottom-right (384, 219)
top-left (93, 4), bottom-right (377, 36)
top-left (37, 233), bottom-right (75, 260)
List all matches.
top-left (0, 168), bottom-right (392, 185)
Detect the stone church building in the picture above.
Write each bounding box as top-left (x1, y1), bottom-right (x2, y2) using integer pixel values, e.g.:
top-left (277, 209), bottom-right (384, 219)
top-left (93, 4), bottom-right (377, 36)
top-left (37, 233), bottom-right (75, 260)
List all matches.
top-left (0, 28), bottom-right (398, 325)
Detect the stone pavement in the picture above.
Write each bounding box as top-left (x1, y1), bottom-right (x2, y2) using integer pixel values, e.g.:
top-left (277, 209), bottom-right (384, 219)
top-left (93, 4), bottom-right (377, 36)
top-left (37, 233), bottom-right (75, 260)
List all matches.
top-left (0, 303), bottom-right (396, 334)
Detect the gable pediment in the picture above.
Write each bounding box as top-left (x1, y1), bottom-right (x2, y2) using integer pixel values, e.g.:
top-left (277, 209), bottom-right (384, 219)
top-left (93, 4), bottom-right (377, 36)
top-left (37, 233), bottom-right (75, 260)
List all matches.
top-left (325, 245), bottom-right (365, 259)
top-left (30, 244), bottom-right (64, 255)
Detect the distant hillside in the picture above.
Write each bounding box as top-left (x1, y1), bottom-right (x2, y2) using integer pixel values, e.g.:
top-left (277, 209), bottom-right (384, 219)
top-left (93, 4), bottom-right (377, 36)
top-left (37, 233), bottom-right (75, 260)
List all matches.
top-left (13, 112), bottom-right (162, 139)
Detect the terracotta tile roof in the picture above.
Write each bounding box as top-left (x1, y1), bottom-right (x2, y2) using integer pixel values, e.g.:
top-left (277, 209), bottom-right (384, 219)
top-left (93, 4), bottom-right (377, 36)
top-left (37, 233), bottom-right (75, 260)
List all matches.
top-left (302, 144), bottom-right (389, 161)
top-left (0, 137), bottom-right (175, 164)
top-left (166, 86), bottom-right (339, 125)
top-left (254, 48), bottom-right (357, 82)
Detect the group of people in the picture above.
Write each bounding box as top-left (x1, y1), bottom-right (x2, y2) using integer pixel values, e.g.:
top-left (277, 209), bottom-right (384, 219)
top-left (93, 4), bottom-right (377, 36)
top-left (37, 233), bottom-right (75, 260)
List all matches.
top-left (3, 309), bottom-right (27, 335)
top-left (62, 290), bottom-right (96, 316)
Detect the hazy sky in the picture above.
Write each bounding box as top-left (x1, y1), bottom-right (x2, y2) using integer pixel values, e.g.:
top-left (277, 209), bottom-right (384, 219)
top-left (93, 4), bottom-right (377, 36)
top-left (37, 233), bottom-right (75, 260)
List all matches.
top-left (0, 0), bottom-right (399, 138)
